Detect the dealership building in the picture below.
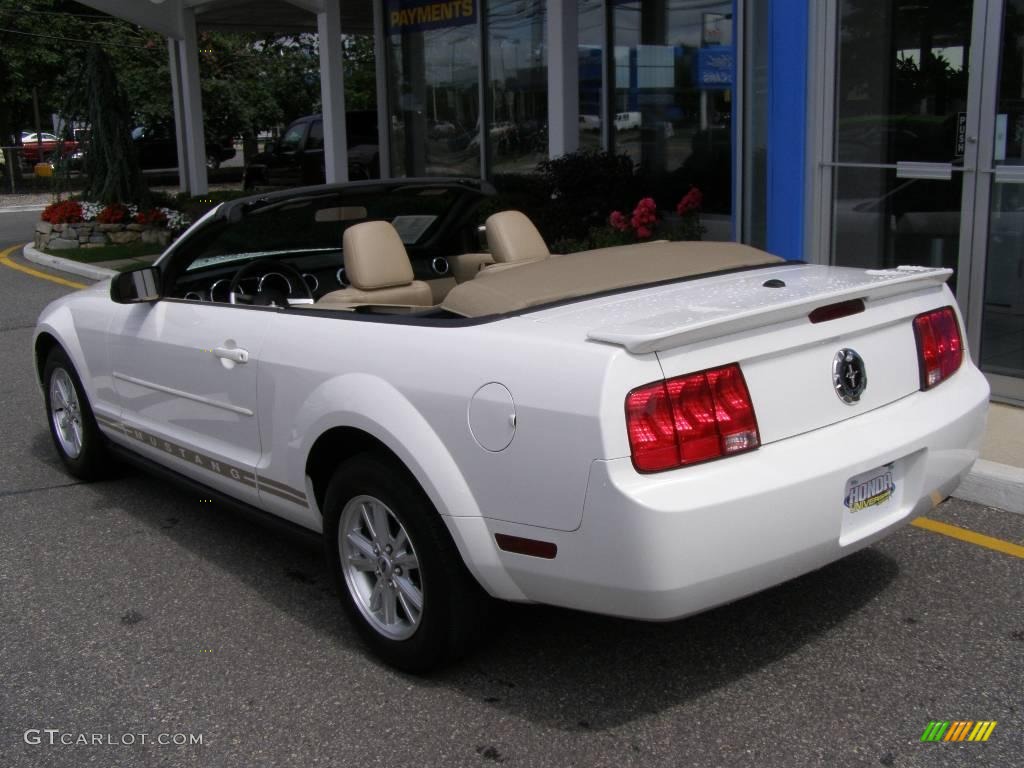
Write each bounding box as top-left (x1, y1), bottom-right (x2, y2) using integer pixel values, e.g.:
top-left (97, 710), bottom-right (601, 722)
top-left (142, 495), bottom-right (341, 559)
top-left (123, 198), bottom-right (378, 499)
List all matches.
top-left (81, 0), bottom-right (1023, 402)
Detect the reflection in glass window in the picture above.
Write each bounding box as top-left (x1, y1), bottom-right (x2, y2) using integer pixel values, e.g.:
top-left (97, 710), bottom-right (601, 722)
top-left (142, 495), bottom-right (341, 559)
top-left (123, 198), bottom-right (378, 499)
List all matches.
top-left (386, 6), bottom-right (480, 177)
top-left (578, 0), bottom-right (604, 152)
top-left (279, 123), bottom-right (307, 152)
top-left (830, 0), bottom-right (974, 273)
top-left (610, 1), bottom-right (735, 238)
top-left (487, 0), bottom-right (548, 173)
top-left (307, 119), bottom-right (324, 150)
top-left (834, 0), bottom-right (972, 166)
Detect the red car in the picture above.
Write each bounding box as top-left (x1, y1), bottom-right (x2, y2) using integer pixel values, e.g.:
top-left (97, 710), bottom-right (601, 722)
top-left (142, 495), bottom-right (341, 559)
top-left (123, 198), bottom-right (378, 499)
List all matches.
top-left (19, 132), bottom-right (79, 163)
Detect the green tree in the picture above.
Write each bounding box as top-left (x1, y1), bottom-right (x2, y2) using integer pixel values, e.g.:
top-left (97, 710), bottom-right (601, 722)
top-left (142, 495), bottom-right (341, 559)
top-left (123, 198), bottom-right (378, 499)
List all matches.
top-left (343, 35), bottom-right (377, 111)
top-left (83, 44), bottom-right (148, 205)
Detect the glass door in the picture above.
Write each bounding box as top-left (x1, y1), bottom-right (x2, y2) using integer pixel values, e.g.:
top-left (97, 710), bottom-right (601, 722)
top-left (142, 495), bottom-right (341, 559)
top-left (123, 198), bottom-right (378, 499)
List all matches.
top-left (827, 0), bottom-right (986, 299)
top-left (968, 0), bottom-right (1024, 402)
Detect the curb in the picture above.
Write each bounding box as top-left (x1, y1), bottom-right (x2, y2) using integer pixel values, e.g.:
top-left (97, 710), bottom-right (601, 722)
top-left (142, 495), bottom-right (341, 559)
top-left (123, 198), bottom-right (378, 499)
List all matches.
top-left (22, 242), bottom-right (115, 280)
top-left (0, 205), bottom-right (47, 213)
top-left (953, 459), bottom-right (1024, 515)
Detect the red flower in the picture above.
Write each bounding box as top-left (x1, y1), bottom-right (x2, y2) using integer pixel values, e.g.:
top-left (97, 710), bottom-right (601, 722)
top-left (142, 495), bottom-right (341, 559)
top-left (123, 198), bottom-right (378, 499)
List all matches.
top-left (676, 187), bottom-right (703, 215)
top-left (97, 204), bottom-right (129, 224)
top-left (609, 210), bottom-right (629, 232)
top-left (41, 201), bottom-right (83, 224)
top-left (135, 209), bottom-right (167, 226)
top-left (629, 197), bottom-right (658, 238)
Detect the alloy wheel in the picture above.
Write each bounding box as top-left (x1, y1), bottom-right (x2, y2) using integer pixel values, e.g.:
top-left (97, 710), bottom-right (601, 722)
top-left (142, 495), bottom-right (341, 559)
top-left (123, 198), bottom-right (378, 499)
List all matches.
top-left (339, 494), bottom-right (424, 640)
top-left (49, 367), bottom-right (83, 459)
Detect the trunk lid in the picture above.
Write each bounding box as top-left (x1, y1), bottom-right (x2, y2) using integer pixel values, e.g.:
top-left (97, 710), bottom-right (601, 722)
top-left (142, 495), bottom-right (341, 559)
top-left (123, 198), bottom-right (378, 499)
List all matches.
top-left (532, 264), bottom-right (955, 444)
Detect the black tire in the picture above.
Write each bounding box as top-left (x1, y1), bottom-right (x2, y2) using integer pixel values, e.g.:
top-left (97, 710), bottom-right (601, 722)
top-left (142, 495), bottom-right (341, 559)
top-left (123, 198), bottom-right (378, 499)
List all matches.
top-left (323, 454), bottom-right (489, 673)
top-left (42, 347), bottom-right (108, 481)
top-left (206, 153), bottom-right (220, 171)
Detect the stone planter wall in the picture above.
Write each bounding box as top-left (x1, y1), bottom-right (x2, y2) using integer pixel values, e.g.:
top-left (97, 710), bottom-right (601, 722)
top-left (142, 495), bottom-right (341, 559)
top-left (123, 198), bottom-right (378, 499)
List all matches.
top-left (34, 221), bottom-right (173, 251)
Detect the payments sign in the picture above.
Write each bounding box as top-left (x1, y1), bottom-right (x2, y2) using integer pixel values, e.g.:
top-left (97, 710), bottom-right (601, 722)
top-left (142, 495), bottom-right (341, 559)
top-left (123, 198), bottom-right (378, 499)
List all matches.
top-left (386, 0), bottom-right (476, 34)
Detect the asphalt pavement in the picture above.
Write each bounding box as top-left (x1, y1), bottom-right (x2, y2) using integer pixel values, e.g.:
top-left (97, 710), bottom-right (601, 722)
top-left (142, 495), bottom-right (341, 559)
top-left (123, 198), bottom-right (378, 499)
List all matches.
top-left (0, 210), bottom-right (1021, 768)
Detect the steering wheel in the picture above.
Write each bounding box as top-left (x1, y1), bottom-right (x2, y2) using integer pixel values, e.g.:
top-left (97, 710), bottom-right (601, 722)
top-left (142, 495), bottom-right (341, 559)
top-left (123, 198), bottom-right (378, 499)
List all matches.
top-left (227, 259), bottom-right (315, 308)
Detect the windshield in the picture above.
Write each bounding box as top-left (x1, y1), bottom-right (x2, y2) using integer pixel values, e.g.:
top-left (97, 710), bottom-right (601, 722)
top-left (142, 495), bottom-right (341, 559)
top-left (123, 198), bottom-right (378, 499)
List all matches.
top-left (181, 187), bottom-right (464, 273)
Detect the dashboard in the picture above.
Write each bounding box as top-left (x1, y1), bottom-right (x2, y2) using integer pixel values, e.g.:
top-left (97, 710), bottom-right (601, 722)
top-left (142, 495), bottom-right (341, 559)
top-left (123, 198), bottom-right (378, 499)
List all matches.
top-left (172, 249), bottom-right (452, 304)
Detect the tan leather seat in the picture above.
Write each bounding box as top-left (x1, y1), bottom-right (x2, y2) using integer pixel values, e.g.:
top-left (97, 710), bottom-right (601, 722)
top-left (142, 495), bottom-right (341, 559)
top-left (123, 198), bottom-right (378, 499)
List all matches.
top-left (485, 211), bottom-right (550, 267)
top-left (316, 220), bottom-right (433, 307)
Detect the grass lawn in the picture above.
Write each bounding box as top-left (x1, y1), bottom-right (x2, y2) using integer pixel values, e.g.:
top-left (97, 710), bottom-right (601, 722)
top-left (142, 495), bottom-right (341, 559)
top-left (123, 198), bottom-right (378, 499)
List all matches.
top-left (43, 241), bottom-right (165, 264)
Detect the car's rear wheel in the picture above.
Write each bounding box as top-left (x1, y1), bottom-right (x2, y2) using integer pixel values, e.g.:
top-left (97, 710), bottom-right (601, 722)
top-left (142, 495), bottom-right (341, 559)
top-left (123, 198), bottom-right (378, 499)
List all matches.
top-left (43, 348), bottom-right (108, 480)
top-left (206, 153), bottom-right (220, 171)
top-left (323, 455), bottom-right (488, 672)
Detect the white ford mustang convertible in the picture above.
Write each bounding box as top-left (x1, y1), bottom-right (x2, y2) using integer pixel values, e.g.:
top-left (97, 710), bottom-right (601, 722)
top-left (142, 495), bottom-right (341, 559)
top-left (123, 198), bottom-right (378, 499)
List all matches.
top-left (34, 180), bottom-right (989, 671)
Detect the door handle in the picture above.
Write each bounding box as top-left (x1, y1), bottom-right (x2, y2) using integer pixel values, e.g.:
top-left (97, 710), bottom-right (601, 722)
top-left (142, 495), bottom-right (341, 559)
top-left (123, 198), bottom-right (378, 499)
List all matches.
top-left (214, 346), bottom-right (249, 364)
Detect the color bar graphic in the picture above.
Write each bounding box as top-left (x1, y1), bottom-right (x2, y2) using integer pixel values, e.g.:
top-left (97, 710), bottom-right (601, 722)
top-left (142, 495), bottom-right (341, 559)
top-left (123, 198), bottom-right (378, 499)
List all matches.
top-left (921, 721), bottom-right (997, 742)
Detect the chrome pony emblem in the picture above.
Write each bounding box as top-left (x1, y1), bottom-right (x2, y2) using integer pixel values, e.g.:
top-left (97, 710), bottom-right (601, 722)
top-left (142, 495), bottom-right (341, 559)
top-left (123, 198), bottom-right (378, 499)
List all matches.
top-left (833, 348), bottom-right (867, 404)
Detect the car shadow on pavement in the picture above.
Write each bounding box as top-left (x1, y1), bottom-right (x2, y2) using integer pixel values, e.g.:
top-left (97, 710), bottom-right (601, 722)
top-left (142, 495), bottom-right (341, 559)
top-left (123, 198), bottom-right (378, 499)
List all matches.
top-left (105, 465), bottom-right (899, 731)
top-left (434, 547), bottom-right (899, 729)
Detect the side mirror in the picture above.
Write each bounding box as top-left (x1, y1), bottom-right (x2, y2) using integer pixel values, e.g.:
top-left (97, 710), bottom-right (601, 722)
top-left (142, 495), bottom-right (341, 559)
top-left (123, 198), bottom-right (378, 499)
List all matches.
top-left (111, 266), bottom-right (161, 304)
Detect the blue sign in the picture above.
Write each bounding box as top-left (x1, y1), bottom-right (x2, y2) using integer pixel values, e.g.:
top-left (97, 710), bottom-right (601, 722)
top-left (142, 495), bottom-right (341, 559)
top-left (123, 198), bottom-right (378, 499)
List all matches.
top-left (386, 0), bottom-right (476, 34)
top-left (697, 46), bottom-right (734, 90)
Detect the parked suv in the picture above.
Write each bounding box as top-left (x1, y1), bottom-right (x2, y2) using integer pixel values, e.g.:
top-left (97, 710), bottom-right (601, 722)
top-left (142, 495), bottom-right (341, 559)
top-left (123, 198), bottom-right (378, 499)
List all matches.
top-left (243, 112), bottom-right (379, 189)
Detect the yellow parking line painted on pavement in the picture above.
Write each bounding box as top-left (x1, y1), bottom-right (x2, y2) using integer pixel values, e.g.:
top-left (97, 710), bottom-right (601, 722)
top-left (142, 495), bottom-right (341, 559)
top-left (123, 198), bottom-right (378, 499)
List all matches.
top-left (0, 244), bottom-right (86, 290)
top-left (912, 516), bottom-right (1024, 559)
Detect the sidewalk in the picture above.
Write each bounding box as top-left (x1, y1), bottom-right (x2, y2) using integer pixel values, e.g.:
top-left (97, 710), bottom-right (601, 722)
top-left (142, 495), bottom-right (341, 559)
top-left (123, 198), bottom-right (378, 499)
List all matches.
top-left (13, 242), bottom-right (1024, 514)
top-left (956, 402), bottom-right (1024, 514)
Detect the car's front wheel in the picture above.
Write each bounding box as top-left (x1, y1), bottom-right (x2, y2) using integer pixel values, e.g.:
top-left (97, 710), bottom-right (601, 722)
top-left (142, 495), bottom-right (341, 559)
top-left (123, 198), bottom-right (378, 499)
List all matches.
top-left (43, 348), bottom-right (108, 480)
top-left (206, 153), bottom-right (220, 171)
top-left (323, 455), bottom-right (488, 672)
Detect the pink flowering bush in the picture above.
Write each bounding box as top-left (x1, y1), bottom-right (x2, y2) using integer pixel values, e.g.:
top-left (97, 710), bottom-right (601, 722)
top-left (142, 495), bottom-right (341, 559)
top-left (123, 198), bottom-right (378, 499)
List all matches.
top-left (607, 197), bottom-right (660, 241)
top-left (595, 189), bottom-right (704, 248)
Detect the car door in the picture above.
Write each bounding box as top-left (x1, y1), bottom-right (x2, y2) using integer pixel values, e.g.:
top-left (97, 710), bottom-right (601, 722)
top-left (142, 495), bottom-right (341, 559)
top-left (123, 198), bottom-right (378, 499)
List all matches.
top-left (108, 300), bottom-right (272, 504)
top-left (300, 119), bottom-right (326, 184)
top-left (269, 120), bottom-right (308, 187)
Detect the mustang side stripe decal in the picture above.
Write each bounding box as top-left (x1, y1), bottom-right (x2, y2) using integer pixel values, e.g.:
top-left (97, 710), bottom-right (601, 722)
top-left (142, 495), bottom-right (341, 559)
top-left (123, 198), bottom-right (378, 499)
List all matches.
top-left (256, 475), bottom-right (308, 502)
top-left (258, 483), bottom-right (309, 505)
top-left (95, 417), bottom-right (307, 506)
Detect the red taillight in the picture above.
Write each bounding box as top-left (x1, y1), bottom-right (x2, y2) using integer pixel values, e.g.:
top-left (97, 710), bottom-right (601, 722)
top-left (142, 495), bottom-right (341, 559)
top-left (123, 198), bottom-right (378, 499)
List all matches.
top-left (625, 363), bottom-right (760, 473)
top-left (913, 306), bottom-right (963, 390)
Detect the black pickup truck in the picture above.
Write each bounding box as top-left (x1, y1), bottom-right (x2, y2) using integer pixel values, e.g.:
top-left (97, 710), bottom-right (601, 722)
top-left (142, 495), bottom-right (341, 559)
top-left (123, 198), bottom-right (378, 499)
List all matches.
top-left (243, 111), bottom-right (379, 189)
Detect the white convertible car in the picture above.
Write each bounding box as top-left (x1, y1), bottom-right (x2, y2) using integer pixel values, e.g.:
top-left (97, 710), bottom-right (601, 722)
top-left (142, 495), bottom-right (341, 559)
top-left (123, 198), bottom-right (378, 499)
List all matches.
top-left (34, 180), bottom-right (988, 671)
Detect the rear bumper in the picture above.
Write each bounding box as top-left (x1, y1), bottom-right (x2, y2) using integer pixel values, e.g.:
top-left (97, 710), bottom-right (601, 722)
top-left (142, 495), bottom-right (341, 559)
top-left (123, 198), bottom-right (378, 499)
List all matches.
top-left (476, 364), bottom-right (989, 620)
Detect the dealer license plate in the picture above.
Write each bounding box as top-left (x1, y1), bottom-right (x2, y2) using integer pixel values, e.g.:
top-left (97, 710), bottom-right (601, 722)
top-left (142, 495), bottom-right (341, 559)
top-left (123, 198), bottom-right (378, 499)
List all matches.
top-left (844, 463), bottom-right (896, 514)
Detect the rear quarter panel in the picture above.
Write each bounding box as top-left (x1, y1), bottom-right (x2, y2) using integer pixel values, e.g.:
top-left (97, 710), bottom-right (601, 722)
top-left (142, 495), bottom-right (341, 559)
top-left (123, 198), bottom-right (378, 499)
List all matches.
top-left (257, 312), bottom-right (659, 532)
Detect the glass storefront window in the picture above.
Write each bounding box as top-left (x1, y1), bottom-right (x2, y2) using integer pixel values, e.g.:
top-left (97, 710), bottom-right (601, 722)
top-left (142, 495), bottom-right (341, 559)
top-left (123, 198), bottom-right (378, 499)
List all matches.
top-left (835, 0), bottom-right (973, 167)
top-left (832, 167), bottom-right (963, 288)
top-left (831, 0), bottom-right (974, 277)
top-left (578, 0), bottom-right (604, 151)
top-left (386, 4), bottom-right (480, 177)
top-left (487, 0), bottom-right (548, 173)
top-left (609, 1), bottom-right (735, 238)
top-left (979, 0), bottom-right (1024, 384)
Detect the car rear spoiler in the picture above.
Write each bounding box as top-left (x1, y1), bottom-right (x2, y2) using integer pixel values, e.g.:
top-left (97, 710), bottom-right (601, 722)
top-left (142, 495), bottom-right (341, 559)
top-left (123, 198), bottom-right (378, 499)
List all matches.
top-left (586, 265), bottom-right (953, 354)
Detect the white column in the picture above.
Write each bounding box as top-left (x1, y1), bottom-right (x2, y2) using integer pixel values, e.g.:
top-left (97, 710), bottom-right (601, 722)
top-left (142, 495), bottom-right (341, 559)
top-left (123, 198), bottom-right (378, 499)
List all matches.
top-left (547, 0), bottom-right (579, 158)
top-left (318, 0), bottom-right (348, 183)
top-left (179, 9), bottom-right (208, 195)
top-left (167, 38), bottom-right (191, 195)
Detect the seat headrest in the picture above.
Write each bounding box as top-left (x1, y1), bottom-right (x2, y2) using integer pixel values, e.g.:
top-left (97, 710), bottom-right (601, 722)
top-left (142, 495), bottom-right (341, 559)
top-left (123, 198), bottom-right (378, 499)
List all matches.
top-left (485, 210), bottom-right (550, 264)
top-left (342, 221), bottom-right (415, 290)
